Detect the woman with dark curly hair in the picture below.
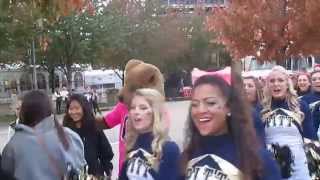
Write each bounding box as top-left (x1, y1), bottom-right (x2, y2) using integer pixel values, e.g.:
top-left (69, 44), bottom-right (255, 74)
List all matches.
top-left (63, 94), bottom-right (114, 178)
top-left (180, 74), bottom-right (281, 180)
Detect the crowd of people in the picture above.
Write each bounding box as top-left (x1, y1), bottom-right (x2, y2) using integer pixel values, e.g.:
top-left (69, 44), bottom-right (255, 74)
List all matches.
top-left (52, 87), bottom-right (101, 115)
top-left (0, 61), bottom-right (320, 180)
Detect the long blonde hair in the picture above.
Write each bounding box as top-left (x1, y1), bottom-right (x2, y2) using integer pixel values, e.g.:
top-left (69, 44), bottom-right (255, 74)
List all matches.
top-left (261, 66), bottom-right (304, 123)
top-left (125, 88), bottom-right (169, 170)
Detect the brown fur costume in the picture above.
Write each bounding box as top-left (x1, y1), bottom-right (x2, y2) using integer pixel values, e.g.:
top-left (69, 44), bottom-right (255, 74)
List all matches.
top-left (119, 59), bottom-right (165, 105)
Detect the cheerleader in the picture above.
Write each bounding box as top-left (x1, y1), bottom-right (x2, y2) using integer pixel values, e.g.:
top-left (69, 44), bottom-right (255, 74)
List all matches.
top-left (119, 88), bottom-right (180, 180)
top-left (180, 74), bottom-right (281, 180)
top-left (261, 66), bottom-right (318, 179)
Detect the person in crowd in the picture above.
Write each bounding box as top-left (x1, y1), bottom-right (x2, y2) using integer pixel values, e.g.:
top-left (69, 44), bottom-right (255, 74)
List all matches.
top-left (261, 66), bottom-right (318, 179)
top-left (53, 89), bottom-right (62, 114)
top-left (119, 88), bottom-right (180, 180)
top-left (301, 70), bottom-right (320, 133)
top-left (243, 76), bottom-right (266, 145)
top-left (60, 86), bottom-right (69, 110)
top-left (296, 73), bottom-right (311, 97)
top-left (180, 74), bottom-right (281, 180)
top-left (301, 71), bottom-right (320, 105)
top-left (7, 95), bottom-right (22, 141)
top-left (63, 94), bottom-right (114, 178)
top-left (314, 64), bottom-right (320, 71)
top-left (1, 90), bottom-right (86, 180)
top-left (92, 89), bottom-right (101, 115)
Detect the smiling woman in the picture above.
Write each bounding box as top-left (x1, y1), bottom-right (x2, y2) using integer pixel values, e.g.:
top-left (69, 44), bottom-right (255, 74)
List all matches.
top-left (63, 94), bottom-right (114, 178)
top-left (190, 84), bottom-right (230, 136)
top-left (180, 74), bottom-right (281, 180)
top-left (296, 73), bottom-right (311, 96)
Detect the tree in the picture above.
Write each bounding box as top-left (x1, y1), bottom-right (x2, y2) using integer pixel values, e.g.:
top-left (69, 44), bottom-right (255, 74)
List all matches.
top-left (85, 0), bottom-right (191, 73)
top-left (0, 0), bottom-right (103, 90)
top-left (0, 0), bottom-right (92, 21)
top-left (100, 0), bottom-right (229, 73)
top-left (0, 0), bottom-right (95, 63)
top-left (207, 0), bottom-right (320, 63)
top-left (41, 11), bottom-right (101, 89)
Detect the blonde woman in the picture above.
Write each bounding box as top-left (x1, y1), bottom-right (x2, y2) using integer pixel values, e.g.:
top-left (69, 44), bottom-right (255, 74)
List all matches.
top-left (261, 66), bottom-right (317, 179)
top-left (119, 88), bottom-right (180, 180)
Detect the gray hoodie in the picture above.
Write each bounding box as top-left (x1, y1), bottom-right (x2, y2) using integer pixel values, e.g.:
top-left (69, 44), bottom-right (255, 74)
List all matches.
top-left (1, 115), bottom-right (87, 180)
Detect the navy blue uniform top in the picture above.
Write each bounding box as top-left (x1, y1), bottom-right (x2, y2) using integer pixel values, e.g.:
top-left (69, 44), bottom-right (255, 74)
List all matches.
top-left (297, 87), bottom-right (311, 97)
top-left (301, 91), bottom-right (320, 133)
top-left (182, 133), bottom-right (281, 180)
top-left (270, 98), bottom-right (318, 140)
top-left (312, 102), bottom-right (320, 132)
top-left (119, 132), bottom-right (180, 180)
top-left (252, 103), bottom-right (266, 146)
top-left (301, 91), bottom-right (320, 106)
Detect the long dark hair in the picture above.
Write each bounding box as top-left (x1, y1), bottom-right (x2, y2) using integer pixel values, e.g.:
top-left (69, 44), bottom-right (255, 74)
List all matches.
top-left (63, 94), bottom-right (97, 135)
top-left (20, 90), bottom-right (69, 150)
top-left (181, 74), bottom-right (262, 180)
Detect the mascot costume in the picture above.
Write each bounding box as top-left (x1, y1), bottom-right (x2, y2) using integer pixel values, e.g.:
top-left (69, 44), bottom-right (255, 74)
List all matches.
top-left (99, 59), bottom-right (165, 173)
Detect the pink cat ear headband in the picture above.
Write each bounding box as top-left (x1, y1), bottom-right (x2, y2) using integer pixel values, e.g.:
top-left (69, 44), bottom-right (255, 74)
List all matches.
top-left (191, 67), bottom-right (231, 85)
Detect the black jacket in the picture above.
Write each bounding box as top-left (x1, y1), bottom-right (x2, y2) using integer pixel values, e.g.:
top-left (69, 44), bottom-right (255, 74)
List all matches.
top-left (74, 128), bottom-right (114, 176)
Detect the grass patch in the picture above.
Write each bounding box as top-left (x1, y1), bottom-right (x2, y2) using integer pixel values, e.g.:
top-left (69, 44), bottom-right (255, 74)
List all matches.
top-left (0, 114), bottom-right (16, 123)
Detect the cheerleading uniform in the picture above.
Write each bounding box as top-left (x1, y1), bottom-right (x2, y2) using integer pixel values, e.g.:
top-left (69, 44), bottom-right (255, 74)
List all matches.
top-left (182, 133), bottom-right (281, 180)
top-left (264, 99), bottom-right (317, 180)
top-left (119, 132), bottom-right (180, 180)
